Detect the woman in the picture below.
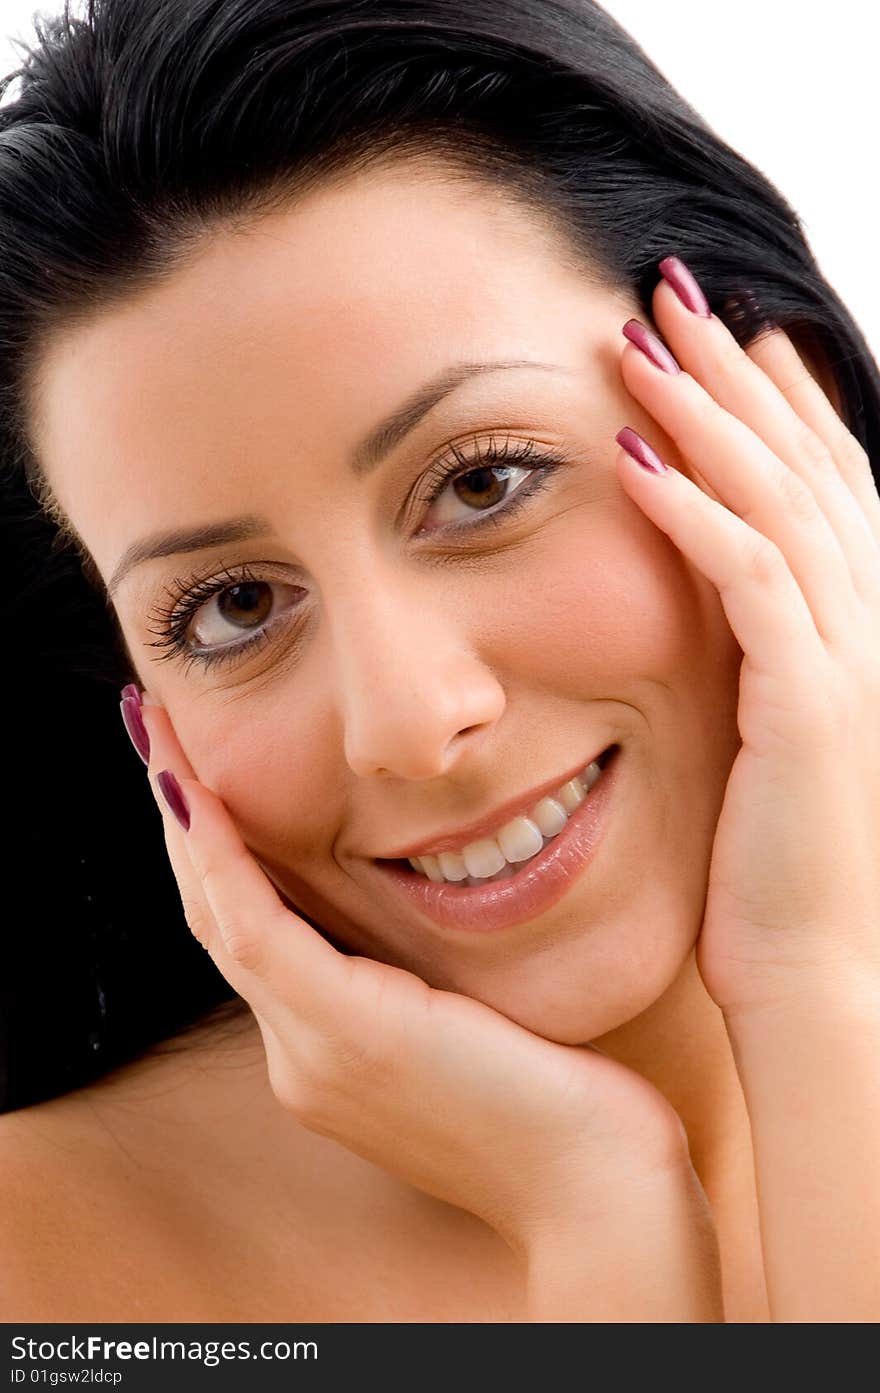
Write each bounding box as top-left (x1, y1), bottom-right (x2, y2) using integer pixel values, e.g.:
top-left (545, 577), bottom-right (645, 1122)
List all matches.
top-left (1, 0), bottom-right (878, 1323)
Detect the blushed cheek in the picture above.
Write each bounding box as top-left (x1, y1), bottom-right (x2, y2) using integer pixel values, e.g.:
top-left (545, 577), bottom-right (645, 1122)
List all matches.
top-left (181, 683), bottom-right (344, 868)
top-left (478, 497), bottom-right (719, 708)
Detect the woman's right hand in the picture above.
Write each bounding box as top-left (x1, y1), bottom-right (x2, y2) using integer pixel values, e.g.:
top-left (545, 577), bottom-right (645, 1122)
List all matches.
top-left (138, 698), bottom-right (717, 1299)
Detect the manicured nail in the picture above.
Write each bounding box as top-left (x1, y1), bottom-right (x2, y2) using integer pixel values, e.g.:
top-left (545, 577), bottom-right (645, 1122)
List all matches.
top-left (622, 319), bottom-right (681, 374)
top-left (658, 256), bottom-right (711, 318)
top-left (120, 696), bottom-right (150, 765)
top-left (615, 426), bottom-right (669, 474)
top-left (157, 769), bottom-right (190, 832)
top-left (121, 683), bottom-right (142, 706)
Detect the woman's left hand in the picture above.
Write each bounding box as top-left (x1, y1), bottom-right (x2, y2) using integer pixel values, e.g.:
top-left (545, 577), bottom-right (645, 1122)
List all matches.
top-left (615, 257), bottom-right (880, 1016)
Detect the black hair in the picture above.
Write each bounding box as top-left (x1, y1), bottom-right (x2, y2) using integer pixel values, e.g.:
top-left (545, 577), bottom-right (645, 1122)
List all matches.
top-left (2, 0), bottom-right (878, 1112)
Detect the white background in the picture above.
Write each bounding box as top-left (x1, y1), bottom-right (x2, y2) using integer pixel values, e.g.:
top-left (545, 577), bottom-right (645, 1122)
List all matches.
top-left (1, 0), bottom-right (878, 359)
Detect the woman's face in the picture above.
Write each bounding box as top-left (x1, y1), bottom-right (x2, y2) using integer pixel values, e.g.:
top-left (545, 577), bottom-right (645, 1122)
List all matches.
top-left (35, 157), bottom-right (743, 1042)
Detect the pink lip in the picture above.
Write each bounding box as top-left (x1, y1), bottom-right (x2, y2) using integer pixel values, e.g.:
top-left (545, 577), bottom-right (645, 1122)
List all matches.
top-left (371, 746), bottom-right (621, 933)
top-left (375, 744), bottom-right (613, 859)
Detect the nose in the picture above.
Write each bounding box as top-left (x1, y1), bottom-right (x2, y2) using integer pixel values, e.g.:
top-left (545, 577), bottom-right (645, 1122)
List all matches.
top-left (328, 573), bottom-right (506, 781)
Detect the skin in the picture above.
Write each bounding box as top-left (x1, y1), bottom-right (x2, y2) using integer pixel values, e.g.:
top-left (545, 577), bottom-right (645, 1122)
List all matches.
top-left (35, 155), bottom-right (744, 1040)
top-left (27, 152), bottom-right (859, 1320)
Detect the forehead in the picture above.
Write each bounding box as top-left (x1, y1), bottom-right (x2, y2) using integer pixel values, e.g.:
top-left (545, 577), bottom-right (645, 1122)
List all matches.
top-left (32, 160), bottom-right (618, 583)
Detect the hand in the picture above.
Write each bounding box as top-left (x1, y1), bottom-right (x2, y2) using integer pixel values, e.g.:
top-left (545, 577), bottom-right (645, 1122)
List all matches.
top-left (616, 257), bottom-right (880, 1015)
top-left (134, 698), bottom-right (691, 1256)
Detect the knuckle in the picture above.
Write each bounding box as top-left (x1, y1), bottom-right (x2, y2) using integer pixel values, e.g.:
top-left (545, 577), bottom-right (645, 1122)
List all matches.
top-left (218, 926), bottom-right (265, 975)
top-left (269, 1072), bottom-right (325, 1127)
top-left (710, 329), bottom-right (746, 378)
top-left (835, 426), bottom-right (874, 482)
top-left (741, 531), bottom-right (787, 586)
top-left (178, 892), bottom-right (212, 950)
top-left (687, 384), bottom-right (722, 432)
top-left (794, 422), bottom-right (836, 478)
top-left (270, 1069), bottom-right (344, 1138)
top-left (262, 1025), bottom-right (398, 1143)
top-left (200, 865), bottom-right (268, 976)
top-left (774, 461), bottom-right (821, 525)
top-left (261, 1039), bottom-right (327, 1124)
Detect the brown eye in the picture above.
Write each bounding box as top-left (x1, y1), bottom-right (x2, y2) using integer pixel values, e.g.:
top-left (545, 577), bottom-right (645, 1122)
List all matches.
top-left (425, 463), bottom-right (534, 527)
top-left (451, 466), bottom-right (512, 511)
top-left (189, 578), bottom-right (303, 650)
top-left (216, 581), bottom-right (274, 629)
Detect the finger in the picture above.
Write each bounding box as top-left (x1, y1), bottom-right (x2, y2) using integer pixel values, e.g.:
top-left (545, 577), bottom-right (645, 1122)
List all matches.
top-left (744, 326), bottom-right (880, 553)
top-left (137, 699), bottom-right (224, 954)
top-left (615, 430), bottom-right (833, 743)
top-left (619, 337), bottom-right (859, 646)
top-left (649, 276), bottom-right (880, 597)
top-left (139, 702), bottom-right (345, 1036)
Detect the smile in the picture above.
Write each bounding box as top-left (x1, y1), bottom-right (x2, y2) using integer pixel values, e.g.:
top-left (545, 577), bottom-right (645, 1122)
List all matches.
top-left (372, 745), bottom-right (621, 933)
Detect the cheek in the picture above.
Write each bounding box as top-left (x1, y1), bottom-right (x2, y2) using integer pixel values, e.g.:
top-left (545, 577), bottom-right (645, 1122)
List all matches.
top-left (180, 688), bottom-right (343, 867)
top-left (479, 497), bottom-right (718, 697)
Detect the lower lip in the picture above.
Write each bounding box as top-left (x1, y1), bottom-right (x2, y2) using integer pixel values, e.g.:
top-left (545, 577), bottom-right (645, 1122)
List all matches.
top-left (371, 746), bottom-right (621, 933)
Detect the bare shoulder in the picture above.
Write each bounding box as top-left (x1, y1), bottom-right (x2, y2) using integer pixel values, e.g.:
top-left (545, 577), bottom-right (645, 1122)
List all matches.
top-left (0, 1058), bottom-right (360, 1322)
top-left (0, 1083), bottom-right (228, 1322)
top-left (0, 1096), bottom-right (107, 1320)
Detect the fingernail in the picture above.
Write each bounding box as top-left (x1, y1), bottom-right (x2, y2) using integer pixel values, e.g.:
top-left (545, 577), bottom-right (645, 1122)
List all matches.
top-left (615, 426), bottom-right (669, 474)
top-left (120, 683), bottom-right (142, 705)
top-left (120, 696), bottom-right (150, 765)
top-left (157, 769), bottom-right (190, 832)
top-left (658, 256), bottom-right (711, 318)
top-left (622, 319), bottom-right (681, 374)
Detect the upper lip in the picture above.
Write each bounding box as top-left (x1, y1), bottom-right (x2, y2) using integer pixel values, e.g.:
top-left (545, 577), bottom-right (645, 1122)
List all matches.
top-left (375, 745), bottom-right (612, 860)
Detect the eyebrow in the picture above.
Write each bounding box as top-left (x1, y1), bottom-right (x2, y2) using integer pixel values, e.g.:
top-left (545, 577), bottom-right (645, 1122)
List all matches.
top-left (106, 358), bottom-right (567, 599)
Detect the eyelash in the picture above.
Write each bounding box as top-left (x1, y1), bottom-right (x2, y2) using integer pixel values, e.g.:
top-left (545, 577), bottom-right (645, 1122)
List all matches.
top-left (413, 434), bottom-right (567, 519)
top-left (144, 436), bottom-right (570, 675)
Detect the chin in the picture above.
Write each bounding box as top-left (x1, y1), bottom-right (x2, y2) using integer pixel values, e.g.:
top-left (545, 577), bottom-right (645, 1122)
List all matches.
top-left (419, 895), bottom-right (703, 1045)
top-left (266, 842), bottom-right (706, 1045)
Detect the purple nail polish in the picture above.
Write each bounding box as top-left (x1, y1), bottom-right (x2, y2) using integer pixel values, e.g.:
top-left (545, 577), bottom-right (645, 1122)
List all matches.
top-left (120, 696), bottom-right (150, 765)
top-left (615, 426), bottom-right (669, 474)
top-left (658, 256), bottom-right (711, 318)
top-left (157, 769), bottom-right (190, 832)
top-left (121, 682), bottom-right (142, 706)
top-left (622, 319), bottom-right (681, 374)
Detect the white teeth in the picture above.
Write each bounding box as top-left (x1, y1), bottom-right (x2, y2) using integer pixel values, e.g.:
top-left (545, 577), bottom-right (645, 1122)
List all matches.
top-left (417, 853), bottom-right (445, 883)
top-left (467, 861), bottom-right (518, 887)
top-left (558, 778), bottom-right (587, 814)
top-left (403, 755), bottom-right (607, 885)
top-left (461, 838), bottom-right (506, 879)
top-left (497, 816), bottom-right (544, 863)
top-left (531, 796), bottom-right (568, 838)
top-left (438, 850), bottom-right (468, 881)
